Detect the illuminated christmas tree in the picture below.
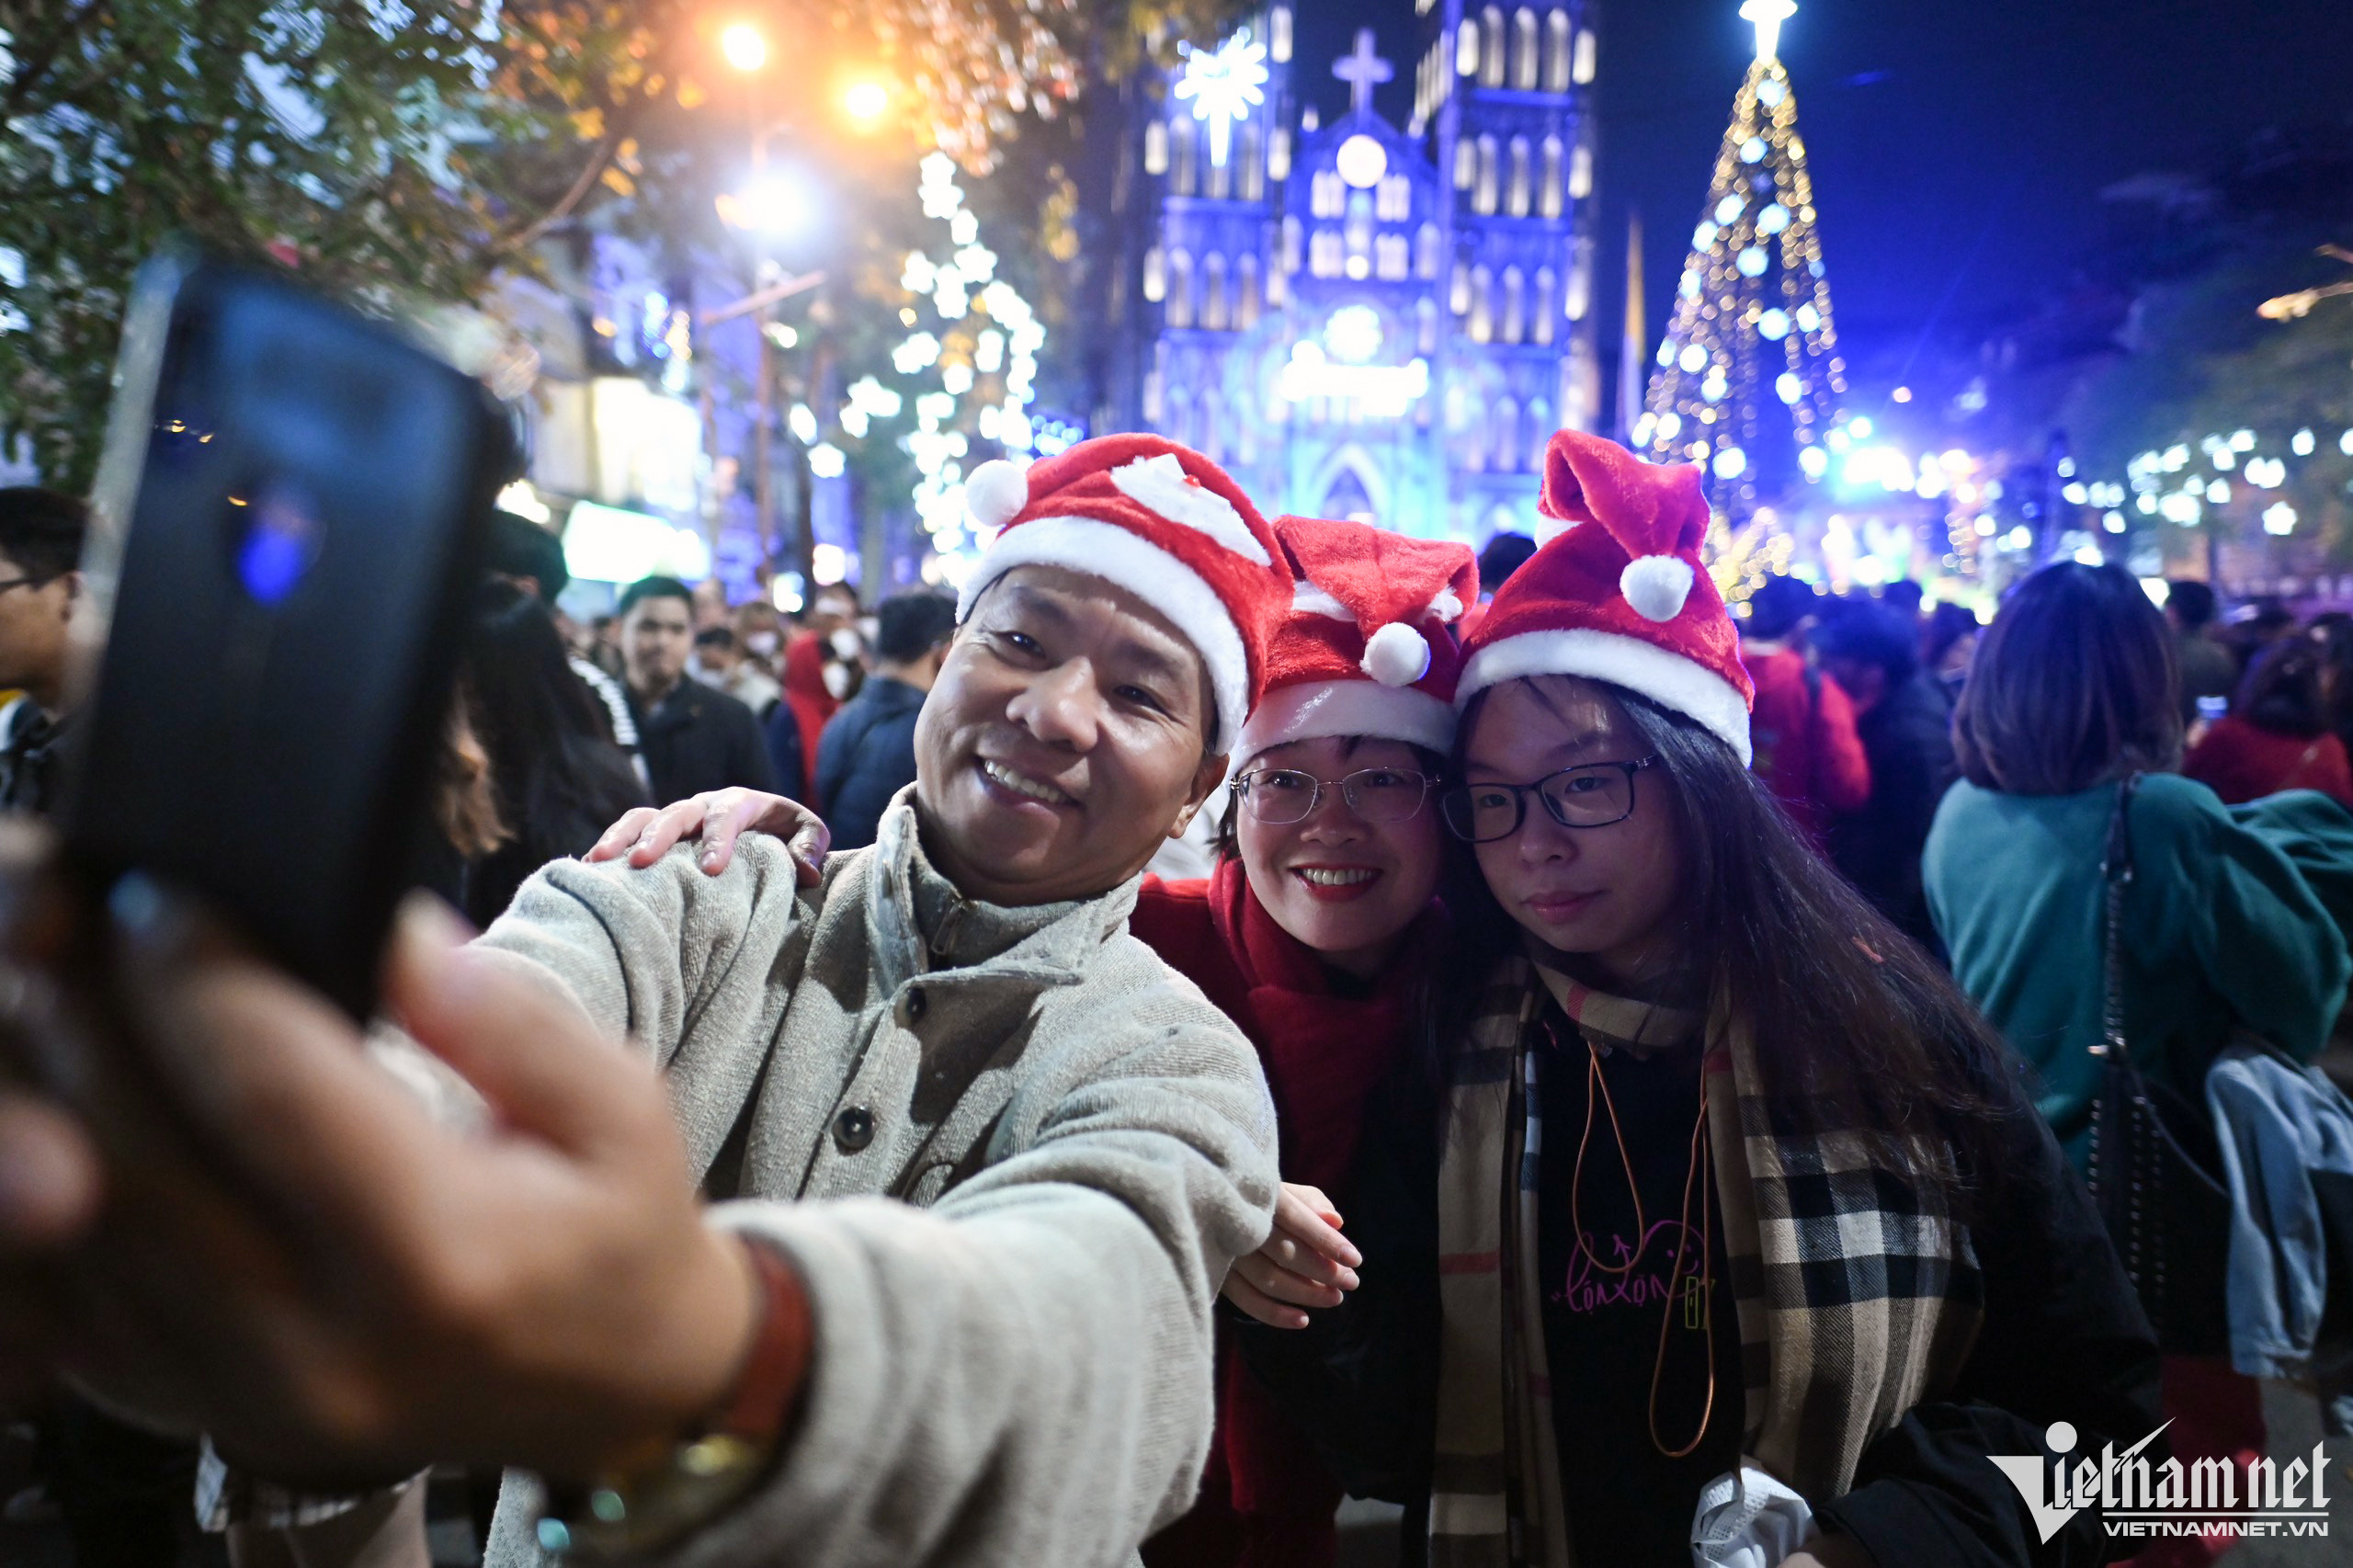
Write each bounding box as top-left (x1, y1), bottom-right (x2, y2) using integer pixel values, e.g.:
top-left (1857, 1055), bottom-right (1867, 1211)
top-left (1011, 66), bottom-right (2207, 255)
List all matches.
top-left (1633, 0), bottom-right (1847, 522)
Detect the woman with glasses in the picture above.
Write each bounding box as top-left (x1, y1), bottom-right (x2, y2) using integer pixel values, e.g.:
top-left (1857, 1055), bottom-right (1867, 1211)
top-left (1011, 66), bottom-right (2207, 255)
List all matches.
top-left (1120, 515), bottom-right (1478, 1568)
top-left (1238, 434), bottom-right (2157, 1568)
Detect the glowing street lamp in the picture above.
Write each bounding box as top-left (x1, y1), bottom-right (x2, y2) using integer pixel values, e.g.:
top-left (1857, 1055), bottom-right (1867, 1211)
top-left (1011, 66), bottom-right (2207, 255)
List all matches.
top-left (1739, 0), bottom-right (1796, 62)
top-left (842, 80), bottom-right (890, 123)
top-left (716, 172), bottom-right (811, 234)
top-left (720, 21), bottom-right (768, 72)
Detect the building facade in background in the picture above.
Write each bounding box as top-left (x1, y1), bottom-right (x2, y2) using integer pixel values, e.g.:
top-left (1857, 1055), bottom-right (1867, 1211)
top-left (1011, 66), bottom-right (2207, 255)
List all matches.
top-left (1083, 1), bottom-right (1601, 542)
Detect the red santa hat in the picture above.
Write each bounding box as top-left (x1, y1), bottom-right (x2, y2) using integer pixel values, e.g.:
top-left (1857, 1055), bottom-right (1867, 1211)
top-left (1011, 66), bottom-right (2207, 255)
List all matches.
top-left (1456, 430), bottom-right (1755, 764)
top-left (1233, 516), bottom-right (1479, 767)
top-left (958, 435), bottom-right (1290, 746)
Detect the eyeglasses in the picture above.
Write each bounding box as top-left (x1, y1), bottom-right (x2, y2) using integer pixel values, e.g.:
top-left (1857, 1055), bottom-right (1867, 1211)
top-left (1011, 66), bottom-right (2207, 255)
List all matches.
top-left (1230, 766), bottom-right (1438, 826)
top-left (0, 577), bottom-right (51, 597)
top-left (1438, 757), bottom-right (1661, 843)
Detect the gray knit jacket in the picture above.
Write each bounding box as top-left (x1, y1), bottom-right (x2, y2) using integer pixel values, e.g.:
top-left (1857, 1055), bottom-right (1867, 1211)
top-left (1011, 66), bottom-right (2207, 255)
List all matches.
top-left (475, 796), bottom-right (1279, 1567)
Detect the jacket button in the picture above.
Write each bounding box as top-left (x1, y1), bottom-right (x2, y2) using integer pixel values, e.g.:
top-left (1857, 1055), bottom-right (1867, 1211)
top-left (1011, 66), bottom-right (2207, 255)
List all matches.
top-left (903, 986), bottom-right (927, 1025)
top-left (834, 1105), bottom-right (875, 1153)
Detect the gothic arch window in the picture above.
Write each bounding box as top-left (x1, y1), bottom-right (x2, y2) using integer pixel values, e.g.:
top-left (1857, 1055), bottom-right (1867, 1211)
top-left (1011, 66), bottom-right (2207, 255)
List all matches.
top-left (1206, 142), bottom-right (1232, 200)
top-left (1312, 170), bottom-right (1345, 219)
top-left (1470, 265), bottom-right (1495, 343)
top-left (1545, 11), bottom-right (1572, 92)
top-left (1202, 254), bottom-right (1229, 329)
top-left (1456, 17), bottom-right (1479, 76)
top-left (1527, 398), bottom-right (1554, 470)
top-left (1507, 136), bottom-right (1531, 217)
top-left (1172, 119), bottom-right (1198, 196)
top-left (1574, 27), bottom-right (1597, 84)
top-left (1377, 175), bottom-right (1412, 222)
top-left (1268, 127), bottom-right (1292, 181)
top-left (1236, 255), bottom-right (1261, 328)
top-left (1415, 222), bottom-right (1443, 279)
top-left (1376, 233), bottom-right (1409, 279)
top-left (1569, 141), bottom-right (1593, 199)
top-left (1417, 297), bottom-right (1439, 354)
top-left (1239, 125), bottom-right (1264, 201)
top-left (1142, 247), bottom-right (1166, 302)
top-left (1474, 135), bottom-right (1499, 215)
top-left (1502, 265), bottom-right (1526, 344)
top-left (1533, 266), bottom-right (1557, 344)
top-left (1199, 389), bottom-right (1224, 461)
top-left (1565, 258), bottom-right (1591, 321)
top-left (1310, 229), bottom-right (1344, 278)
top-left (1493, 397), bottom-right (1520, 471)
top-left (1481, 6), bottom-right (1506, 86)
top-left (1166, 250), bottom-right (1193, 327)
top-left (1450, 259), bottom-right (1471, 314)
top-left (1459, 394), bottom-right (1489, 471)
top-left (1271, 5), bottom-right (1293, 62)
top-left (1454, 138), bottom-right (1476, 191)
top-left (1144, 120), bottom-right (1168, 176)
top-left (1281, 216), bottom-right (1302, 275)
top-left (1540, 137), bottom-right (1564, 219)
top-left (1512, 8), bottom-right (1539, 90)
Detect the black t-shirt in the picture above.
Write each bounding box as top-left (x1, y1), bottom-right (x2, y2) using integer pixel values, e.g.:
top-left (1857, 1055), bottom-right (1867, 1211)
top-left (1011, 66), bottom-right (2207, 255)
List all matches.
top-left (1536, 1010), bottom-right (1741, 1564)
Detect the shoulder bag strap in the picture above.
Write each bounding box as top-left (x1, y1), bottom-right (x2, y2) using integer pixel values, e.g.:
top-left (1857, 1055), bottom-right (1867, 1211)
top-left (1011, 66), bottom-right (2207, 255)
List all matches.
top-left (2097, 773), bottom-right (2144, 1067)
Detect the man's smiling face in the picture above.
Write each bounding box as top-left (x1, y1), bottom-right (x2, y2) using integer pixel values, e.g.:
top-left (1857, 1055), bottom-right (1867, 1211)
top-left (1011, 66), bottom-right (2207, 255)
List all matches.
top-left (913, 564), bottom-right (1228, 906)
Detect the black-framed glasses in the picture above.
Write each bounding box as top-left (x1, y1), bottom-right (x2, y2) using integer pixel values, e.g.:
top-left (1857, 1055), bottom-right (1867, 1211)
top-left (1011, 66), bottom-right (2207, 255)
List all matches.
top-left (1438, 757), bottom-right (1661, 843)
top-left (1230, 766), bottom-right (1438, 826)
top-left (0, 577), bottom-right (48, 597)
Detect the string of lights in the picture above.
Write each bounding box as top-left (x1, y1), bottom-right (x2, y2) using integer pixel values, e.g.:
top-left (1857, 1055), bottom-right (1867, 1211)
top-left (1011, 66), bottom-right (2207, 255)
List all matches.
top-left (1632, 4), bottom-right (1847, 529)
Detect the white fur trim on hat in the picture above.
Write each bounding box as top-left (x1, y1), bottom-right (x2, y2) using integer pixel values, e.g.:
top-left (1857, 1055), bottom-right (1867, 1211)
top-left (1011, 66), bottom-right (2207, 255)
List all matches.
top-left (1233, 678), bottom-right (1457, 768)
top-left (1455, 627), bottom-right (1752, 765)
top-left (1109, 453), bottom-right (1273, 567)
top-left (1361, 620), bottom-right (1433, 687)
top-left (1428, 587), bottom-right (1466, 623)
top-left (1292, 582), bottom-right (1354, 621)
top-left (957, 516), bottom-right (1251, 745)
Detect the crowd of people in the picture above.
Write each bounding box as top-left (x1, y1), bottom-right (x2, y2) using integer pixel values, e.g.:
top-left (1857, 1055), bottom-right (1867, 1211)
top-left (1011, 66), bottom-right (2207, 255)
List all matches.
top-left (0, 423), bottom-right (2345, 1568)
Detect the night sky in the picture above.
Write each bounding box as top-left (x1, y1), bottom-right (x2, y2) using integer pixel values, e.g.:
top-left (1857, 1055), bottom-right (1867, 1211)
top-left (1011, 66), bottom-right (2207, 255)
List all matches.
top-left (1286, 0), bottom-right (2353, 407)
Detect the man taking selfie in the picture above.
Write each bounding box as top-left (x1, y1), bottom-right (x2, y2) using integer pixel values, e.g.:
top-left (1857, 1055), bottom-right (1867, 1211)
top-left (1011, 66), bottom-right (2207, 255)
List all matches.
top-left (0, 436), bottom-right (1290, 1568)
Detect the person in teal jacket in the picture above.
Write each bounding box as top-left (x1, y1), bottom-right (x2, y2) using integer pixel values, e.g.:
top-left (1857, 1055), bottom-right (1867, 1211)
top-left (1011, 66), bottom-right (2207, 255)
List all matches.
top-left (1925, 561), bottom-right (2353, 1568)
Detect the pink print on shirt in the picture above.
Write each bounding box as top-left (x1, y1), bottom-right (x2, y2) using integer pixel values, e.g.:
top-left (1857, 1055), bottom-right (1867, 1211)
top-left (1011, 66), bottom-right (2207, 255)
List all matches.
top-left (1554, 1219), bottom-right (1711, 1324)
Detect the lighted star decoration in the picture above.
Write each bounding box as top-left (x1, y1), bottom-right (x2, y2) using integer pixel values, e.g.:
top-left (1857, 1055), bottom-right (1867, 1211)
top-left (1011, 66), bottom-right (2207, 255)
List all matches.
top-left (1175, 28), bottom-right (1269, 169)
top-left (1740, 0), bottom-right (1796, 62)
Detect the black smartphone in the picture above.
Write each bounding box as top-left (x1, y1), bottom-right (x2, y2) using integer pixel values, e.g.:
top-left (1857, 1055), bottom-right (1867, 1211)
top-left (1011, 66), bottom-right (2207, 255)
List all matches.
top-left (59, 251), bottom-right (513, 1017)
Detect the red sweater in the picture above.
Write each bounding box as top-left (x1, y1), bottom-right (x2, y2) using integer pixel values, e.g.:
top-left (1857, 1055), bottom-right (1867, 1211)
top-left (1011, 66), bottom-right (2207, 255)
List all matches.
top-left (1131, 860), bottom-right (1434, 1568)
top-left (1742, 644), bottom-right (1871, 845)
top-left (2183, 716), bottom-right (2353, 806)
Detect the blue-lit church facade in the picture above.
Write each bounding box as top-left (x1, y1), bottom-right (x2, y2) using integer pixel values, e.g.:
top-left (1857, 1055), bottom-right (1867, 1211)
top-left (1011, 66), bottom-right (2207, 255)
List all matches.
top-left (1082, 3), bottom-right (1601, 542)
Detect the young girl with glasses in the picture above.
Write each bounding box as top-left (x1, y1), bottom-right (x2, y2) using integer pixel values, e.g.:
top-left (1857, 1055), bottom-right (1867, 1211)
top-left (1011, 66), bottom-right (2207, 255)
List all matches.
top-left (1235, 434), bottom-right (2159, 1568)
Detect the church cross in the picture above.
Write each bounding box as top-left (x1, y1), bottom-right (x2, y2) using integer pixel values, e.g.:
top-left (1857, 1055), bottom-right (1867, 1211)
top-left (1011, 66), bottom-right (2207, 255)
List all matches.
top-left (1333, 28), bottom-right (1392, 119)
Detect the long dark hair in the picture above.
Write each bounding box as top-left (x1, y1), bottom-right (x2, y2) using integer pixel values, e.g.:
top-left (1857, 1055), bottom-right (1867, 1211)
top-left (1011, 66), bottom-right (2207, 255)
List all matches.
top-left (1954, 562), bottom-right (2183, 795)
top-left (1423, 676), bottom-right (2028, 1210)
top-left (460, 581), bottom-right (647, 923)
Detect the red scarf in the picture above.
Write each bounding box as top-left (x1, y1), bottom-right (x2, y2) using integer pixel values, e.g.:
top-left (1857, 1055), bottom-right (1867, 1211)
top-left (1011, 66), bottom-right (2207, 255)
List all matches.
top-left (1188, 858), bottom-right (1433, 1559)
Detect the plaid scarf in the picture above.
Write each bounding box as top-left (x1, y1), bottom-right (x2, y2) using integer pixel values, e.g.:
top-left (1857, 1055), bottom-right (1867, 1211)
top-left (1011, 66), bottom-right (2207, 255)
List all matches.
top-left (1428, 954), bottom-right (1984, 1567)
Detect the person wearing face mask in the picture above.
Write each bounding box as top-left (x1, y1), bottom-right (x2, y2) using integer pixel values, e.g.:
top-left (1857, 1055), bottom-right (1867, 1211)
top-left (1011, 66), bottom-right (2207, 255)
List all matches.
top-left (1233, 434), bottom-right (2159, 1568)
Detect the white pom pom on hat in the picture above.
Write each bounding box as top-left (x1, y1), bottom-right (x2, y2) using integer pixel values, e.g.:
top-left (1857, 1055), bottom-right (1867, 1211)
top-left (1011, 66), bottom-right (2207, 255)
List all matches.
top-left (963, 459), bottom-right (1030, 530)
top-left (1360, 619), bottom-right (1434, 687)
top-left (1620, 554), bottom-right (1696, 623)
